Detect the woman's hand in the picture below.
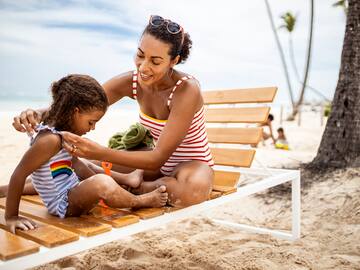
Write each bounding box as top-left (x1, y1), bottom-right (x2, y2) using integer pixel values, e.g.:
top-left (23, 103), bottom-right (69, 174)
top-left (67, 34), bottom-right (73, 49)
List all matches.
top-left (6, 216), bottom-right (38, 234)
top-left (12, 109), bottom-right (42, 134)
top-left (61, 131), bottom-right (104, 160)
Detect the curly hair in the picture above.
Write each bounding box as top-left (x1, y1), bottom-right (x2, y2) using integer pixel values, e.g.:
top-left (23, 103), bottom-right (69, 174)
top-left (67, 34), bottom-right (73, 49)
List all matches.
top-left (43, 74), bottom-right (108, 131)
top-left (142, 20), bottom-right (192, 64)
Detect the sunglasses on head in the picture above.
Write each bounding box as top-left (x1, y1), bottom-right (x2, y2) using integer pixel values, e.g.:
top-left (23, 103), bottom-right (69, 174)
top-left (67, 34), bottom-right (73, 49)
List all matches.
top-left (149, 15), bottom-right (183, 35)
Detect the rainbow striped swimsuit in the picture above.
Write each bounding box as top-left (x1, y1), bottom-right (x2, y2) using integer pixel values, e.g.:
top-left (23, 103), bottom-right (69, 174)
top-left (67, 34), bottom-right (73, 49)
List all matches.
top-left (30, 124), bottom-right (79, 218)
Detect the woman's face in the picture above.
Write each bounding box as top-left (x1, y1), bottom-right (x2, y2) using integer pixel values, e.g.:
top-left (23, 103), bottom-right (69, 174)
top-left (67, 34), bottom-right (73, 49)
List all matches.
top-left (134, 33), bottom-right (178, 86)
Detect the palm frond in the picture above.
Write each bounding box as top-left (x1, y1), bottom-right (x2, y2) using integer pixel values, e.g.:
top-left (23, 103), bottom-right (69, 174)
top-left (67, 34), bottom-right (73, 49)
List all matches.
top-left (279, 12), bottom-right (296, 32)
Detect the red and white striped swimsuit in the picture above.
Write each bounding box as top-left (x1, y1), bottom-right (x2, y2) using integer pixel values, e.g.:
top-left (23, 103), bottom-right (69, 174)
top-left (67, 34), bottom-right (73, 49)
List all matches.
top-left (132, 70), bottom-right (214, 176)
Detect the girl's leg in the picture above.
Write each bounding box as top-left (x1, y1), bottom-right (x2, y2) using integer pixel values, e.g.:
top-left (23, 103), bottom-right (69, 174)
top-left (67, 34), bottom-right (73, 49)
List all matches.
top-left (133, 161), bottom-right (214, 207)
top-left (66, 174), bottom-right (168, 216)
top-left (0, 176), bottom-right (37, 197)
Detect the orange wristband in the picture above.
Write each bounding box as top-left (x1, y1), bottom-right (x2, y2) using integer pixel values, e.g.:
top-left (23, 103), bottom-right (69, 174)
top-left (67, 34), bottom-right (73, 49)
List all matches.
top-left (101, 162), bottom-right (113, 176)
top-left (99, 162), bottom-right (113, 208)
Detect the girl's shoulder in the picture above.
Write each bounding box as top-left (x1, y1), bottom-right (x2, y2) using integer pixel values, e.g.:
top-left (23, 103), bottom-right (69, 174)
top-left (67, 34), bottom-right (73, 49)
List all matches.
top-left (31, 124), bottom-right (62, 150)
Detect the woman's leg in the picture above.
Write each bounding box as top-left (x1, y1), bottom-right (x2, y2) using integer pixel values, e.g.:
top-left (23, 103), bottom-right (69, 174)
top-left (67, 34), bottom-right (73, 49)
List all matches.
top-left (133, 161), bottom-right (214, 207)
top-left (0, 176), bottom-right (37, 197)
top-left (66, 174), bottom-right (168, 216)
top-left (85, 159), bottom-right (162, 181)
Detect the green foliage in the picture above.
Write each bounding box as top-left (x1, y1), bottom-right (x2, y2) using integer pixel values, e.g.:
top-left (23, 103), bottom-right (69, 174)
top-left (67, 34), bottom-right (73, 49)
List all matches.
top-left (279, 12), bottom-right (296, 32)
top-left (324, 103), bottom-right (331, 117)
top-left (332, 0), bottom-right (348, 15)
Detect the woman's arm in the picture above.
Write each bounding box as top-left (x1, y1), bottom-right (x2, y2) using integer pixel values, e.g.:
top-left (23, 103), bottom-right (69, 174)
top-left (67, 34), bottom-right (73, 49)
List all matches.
top-left (102, 71), bottom-right (134, 105)
top-left (62, 80), bottom-right (202, 171)
top-left (5, 133), bottom-right (61, 233)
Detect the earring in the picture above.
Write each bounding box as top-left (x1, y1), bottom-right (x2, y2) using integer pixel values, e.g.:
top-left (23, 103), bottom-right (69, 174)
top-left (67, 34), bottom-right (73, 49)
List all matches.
top-left (168, 68), bottom-right (174, 79)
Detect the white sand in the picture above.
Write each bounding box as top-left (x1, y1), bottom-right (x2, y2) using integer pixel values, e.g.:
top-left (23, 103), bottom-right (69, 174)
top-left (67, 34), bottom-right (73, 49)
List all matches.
top-left (1, 108), bottom-right (359, 269)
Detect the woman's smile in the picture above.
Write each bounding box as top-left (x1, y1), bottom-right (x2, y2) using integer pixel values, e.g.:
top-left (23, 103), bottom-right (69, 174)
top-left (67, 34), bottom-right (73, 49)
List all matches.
top-left (139, 72), bottom-right (152, 81)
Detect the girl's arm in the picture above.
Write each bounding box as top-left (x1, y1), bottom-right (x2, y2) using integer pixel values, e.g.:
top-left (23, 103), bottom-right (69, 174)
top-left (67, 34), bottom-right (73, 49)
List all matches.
top-left (62, 79), bottom-right (202, 171)
top-left (5, 133), bottom-right (62, 233)
top-left (71, 157), bottom-right (96, 180)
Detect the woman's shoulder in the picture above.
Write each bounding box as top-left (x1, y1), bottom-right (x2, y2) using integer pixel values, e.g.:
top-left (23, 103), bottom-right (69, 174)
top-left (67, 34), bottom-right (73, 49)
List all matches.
top-left (170, 71), bottom-right (202, 109)
top-left (174, 71), bottom-right (200, 91)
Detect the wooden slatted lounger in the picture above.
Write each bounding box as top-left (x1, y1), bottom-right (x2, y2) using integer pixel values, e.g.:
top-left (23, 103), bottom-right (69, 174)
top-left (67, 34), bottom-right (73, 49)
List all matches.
top-left (0, 86), bottom-right (301, 269)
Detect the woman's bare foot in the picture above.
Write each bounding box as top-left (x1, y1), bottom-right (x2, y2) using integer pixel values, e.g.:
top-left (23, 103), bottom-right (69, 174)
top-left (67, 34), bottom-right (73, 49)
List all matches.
top-left (132, 181), bottom-right (159, 195)
top-left (0, 185), bottom-right (7, 198)
top-left (135, 185), bottom-right (168, 208)
top-left (125, 169), bottom-right (144, 188)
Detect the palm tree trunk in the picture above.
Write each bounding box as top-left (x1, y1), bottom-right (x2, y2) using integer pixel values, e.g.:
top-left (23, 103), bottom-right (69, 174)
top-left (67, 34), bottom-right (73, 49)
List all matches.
top-left (289, 35), bottom-right (301, 81)
top-left (308, 0), bottom-right (360, 169)
top-left (290, 0), bottom-right (314, 119)
top-left (289, 30), bottom-right (330, 102)
top-left (264, 0), bottom-right (295, 108)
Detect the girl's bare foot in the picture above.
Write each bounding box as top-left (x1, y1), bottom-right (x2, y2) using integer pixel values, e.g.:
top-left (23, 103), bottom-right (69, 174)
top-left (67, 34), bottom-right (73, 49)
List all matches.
top-left (135, 185), bottom-right (168, 208)
top-left (0, 185), bottom-right (7, 198)
top-left (126, 169), bottom-right (144, 188)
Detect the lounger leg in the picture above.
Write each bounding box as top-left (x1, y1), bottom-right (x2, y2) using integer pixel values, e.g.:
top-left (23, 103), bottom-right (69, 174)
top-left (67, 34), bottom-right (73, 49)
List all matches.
top-left (212, 170), bottom-right (301, 241)
top-left (291, 172), bottom-right (301, 240)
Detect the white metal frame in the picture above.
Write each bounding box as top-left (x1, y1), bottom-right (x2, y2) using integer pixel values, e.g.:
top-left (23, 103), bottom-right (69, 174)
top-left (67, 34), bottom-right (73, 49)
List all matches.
top-left (0, 167), bottom-right (300, 270)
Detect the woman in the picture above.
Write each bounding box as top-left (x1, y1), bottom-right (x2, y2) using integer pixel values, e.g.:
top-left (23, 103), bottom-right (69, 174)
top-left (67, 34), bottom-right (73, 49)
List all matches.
top-left (10, 15), bottom-right (214, 207)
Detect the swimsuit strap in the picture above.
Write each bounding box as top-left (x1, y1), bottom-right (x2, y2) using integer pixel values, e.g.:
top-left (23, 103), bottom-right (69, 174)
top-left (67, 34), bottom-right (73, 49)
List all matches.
top-left (132, 70), bottom-right (138, 100)
top-left (167, 75), bottom-right (193, 108)
top-left (30, 123), bottom-right (61, 145)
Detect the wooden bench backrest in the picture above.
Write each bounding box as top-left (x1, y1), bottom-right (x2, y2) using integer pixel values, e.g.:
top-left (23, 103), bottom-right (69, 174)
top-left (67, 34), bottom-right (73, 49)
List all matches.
top-left (203, 87), bottom-right (277, 187)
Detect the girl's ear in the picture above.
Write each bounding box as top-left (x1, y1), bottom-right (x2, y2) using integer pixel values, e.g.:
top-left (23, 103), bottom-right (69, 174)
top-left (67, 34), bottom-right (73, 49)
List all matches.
top-left (72, 107), bottom-right (80, 121)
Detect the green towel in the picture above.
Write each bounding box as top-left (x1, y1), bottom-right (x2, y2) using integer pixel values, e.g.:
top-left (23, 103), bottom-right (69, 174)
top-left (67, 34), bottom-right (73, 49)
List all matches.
top-left (108, 122), bottom-right (154, 150)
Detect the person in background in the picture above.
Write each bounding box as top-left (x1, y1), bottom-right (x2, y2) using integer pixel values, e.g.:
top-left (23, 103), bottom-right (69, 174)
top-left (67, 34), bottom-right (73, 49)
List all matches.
top-left (275, 127), bottom-right (290, 150)
top-left (252, 114), bottom-right (276, 147)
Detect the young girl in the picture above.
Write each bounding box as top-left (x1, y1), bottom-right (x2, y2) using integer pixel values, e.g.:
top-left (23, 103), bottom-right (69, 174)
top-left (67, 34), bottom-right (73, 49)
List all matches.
top-left (5, 74), bottom-right (168, 233)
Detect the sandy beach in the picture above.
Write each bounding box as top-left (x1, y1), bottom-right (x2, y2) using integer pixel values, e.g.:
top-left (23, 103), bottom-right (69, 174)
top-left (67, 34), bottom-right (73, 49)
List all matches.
top-left (1, 108), bottom-right (359, 269)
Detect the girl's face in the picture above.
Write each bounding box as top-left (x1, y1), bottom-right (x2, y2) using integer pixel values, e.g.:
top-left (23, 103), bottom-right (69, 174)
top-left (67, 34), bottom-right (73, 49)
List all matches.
top-left (134, 33), bottom-right (179, 87)
top-left (72, 108), bottom-right (105, 136)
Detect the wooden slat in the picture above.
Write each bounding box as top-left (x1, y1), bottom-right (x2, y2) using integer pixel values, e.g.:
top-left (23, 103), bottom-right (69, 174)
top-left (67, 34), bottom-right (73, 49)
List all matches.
top-left (203, 87), bottom-right (277, 104)
top-left (131, 208), bottom-right (164, 219)
top-left (205, 107), bottom-right (270, 123)
top-left (0, 228), bottom-right (39, 261)
top-left (211, 148), bottom-right (255, 167)
top-left (209, 191), bottom-right (222, 200)
top-left (207, 127), bottom-right (262, 144)
top-left (213, 170), bottom-right (241, 187)
top-left (22, 195), bottom-right (44, 205)
top-left (162, 206), bottom-right (183, 213)
top-left (84, 206), bottom-right (140, 228)
top-left (212, 185), bottom-right (237, 195)
top-left (0, 198), bottom-right (111, 237)
top-left (22, 195), bottom-right (140, 228)
top-left (0, 209), bottom-right (79, 248)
